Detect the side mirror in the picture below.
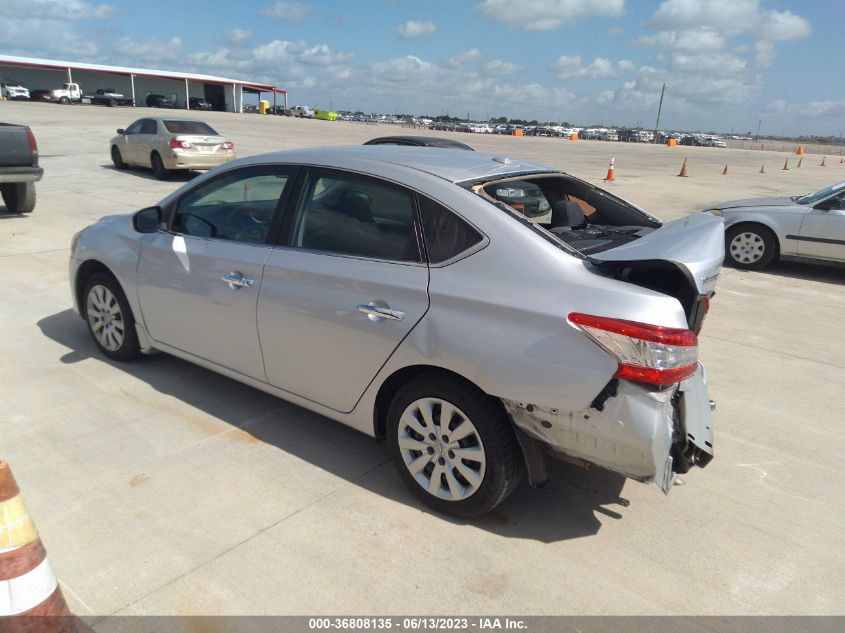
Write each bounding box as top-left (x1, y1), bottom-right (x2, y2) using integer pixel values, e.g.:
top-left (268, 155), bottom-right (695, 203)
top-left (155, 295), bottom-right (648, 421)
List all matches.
top-left (116, 128), bottom-right (125, 135)
top-left (133, 206), bottom-right (162, 233)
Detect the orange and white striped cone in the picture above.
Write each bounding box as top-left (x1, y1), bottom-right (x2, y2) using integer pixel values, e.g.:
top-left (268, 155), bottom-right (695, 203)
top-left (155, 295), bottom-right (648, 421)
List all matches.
top-left (0, 462), bottom-right (90, 632)
top-left (782, 158), bottom-right (789, 170)
top-left (603, 156), bottom-right (615, 181)
top-left (797, 156), bottom-right (803, 168)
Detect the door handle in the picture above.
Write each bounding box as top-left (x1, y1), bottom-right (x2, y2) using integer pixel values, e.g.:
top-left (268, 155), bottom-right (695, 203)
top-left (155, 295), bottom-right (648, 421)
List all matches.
top-left (357, 303), bottom-right (404, 321)
top-left (221, 272), bottom-right (255, 289)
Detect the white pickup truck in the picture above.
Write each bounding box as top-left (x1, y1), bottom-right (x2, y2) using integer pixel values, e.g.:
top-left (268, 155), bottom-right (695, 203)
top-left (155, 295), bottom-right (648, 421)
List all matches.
top-left (49, 83), bottom-right (133, 106)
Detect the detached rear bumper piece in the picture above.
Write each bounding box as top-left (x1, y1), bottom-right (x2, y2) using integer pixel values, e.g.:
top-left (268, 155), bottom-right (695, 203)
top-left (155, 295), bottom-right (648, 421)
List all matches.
top-left (503, 363), bottom-right (714, 493)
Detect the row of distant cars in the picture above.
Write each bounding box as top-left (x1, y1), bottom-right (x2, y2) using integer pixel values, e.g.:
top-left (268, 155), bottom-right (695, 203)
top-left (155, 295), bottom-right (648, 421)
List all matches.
top-left (2, 78), bottom-right (214, 110)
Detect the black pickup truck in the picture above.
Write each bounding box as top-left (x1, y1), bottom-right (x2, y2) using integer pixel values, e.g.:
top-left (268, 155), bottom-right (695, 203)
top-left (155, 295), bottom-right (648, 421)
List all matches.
top-left (0, 123), bottom-right (43, 214)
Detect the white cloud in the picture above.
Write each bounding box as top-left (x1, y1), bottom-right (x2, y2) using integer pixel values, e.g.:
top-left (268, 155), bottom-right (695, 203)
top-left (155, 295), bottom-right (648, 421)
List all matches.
top-left (396, 20), bottom-right (436, 39)
top-left (226, 28), bottom-right (253, 44)
top-left (758, 10), bottom-right (811, 41)
top-left (0, 0), bottom-right (114, 20)
top-left (477, 0), bottom-right (625, 31)
top-left (484, 60), bottom-right (520, 76)
top-left (649, 0), bottom-right (759, 33)
top-left (448, 48), bottom-right (483, 66)
top-left (552, 55), bottom-right (632, 80)
top-left (261, 1), bottom-right (312, 22)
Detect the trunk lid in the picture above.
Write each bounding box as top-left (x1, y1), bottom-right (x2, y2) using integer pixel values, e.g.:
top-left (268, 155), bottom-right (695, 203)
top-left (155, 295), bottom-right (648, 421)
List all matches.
top-left (588, 213), bottom-right (724, 296)
top-left (175, 135), bottom-right (226, 152)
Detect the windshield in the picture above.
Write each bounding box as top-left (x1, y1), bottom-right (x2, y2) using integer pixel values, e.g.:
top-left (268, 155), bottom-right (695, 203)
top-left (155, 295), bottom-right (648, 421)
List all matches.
top-left (163, 120), bottom-right (219, 135)
top-left (793, 181), bottom-right (845, 205)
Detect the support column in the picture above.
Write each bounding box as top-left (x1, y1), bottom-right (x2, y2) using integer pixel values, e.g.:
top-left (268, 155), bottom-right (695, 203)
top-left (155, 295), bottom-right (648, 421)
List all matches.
top-left (185, 78), bottom-right (189, 109)
top-left (273, 91), bottom-right (277, 113)
top-left (130, 74), bottom-right (135, 106)
top-left (232, 83), bottom-right (237, 113)
top-left (67, 68), bottom-right (73, 84)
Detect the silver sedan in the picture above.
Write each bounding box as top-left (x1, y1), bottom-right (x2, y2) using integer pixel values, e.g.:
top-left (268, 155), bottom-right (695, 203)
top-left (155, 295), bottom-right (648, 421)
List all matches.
top-left (69, 146), bottom-right (723, 517)
top-left (110, 117), bottom-right (235, 180)
top-left (705, 181), bottom-right (845, 269)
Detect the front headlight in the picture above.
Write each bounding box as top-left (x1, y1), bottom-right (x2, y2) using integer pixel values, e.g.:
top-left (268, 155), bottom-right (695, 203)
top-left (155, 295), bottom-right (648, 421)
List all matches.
top-left (708, 209), bottom-right (723, 216)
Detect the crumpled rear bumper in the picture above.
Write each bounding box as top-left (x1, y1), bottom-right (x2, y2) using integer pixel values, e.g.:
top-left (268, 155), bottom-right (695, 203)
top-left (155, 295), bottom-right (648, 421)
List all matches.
top-left (503, 363), bottom-right (714, 492)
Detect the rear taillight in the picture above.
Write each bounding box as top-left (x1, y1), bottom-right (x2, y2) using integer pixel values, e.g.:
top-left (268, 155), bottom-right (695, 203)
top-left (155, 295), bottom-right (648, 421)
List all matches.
top-left (25, 127), bottom-right (38, 158)
top-left (169, 138), bottom-right (192, 149)
top-left (221, 141), bottom-right (234, 150)
top-left (569, 312), bottom-right (698, 386)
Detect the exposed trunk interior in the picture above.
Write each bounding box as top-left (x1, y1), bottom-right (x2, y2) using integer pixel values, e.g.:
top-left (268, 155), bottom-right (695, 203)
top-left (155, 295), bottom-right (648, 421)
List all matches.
top-left (473, 173), bottom-right (662, 256)
top-left (471, 173), bottom-right (718, 330)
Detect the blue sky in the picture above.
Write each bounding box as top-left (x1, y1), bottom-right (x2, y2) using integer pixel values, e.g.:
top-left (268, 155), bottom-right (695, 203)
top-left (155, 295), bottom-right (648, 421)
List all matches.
top-left (2, 0), bottom-right (842, 135)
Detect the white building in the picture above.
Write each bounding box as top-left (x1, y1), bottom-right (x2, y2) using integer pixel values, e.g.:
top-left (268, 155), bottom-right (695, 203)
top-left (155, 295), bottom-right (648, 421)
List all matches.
top-left (0, 54), bottom-right (287, 112)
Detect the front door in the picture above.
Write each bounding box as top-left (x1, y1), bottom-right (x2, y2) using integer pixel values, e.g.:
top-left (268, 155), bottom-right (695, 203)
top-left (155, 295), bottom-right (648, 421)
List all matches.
top-left (137, 165), bottom-right (295, 379)
top-left (257, 168), bottom-right (430, 412)
top-left (798, 191), bottom-right (845, 261)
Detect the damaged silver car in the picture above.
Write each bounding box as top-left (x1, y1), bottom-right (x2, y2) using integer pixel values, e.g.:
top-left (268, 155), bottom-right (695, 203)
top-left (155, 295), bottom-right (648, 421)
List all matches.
top-left (69, 146), bottom-right (723, 517)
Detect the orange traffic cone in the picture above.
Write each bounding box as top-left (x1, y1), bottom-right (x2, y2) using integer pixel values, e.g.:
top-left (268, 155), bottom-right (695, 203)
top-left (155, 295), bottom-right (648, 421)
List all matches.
top-left (760, 164), bottom-right (766, 173)
top-left (821, 156), bottom-right (826, 167)
top-left (796, 145), bottom-right (805, 155)
top-left (782, 158), bottom-right (789, 170)
top-left (604, 156), bottom-right (615, 181)
top-left (0, 462), bottom-right (92, 632)
top-left (677, 158), bottom-right (689, 177)
top-left (797, 156), bottom-right (803, 168)
top-left (722, 164), bottom-right (728, 175)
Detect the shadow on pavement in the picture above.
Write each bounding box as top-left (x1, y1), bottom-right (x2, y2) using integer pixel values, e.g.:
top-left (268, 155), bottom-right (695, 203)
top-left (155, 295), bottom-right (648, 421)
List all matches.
top-left (758, 260), bottom-right (844, 286)
top-left (38, 308), bottom-right (628, 543)
top-left (99, 164), bottom-right (198, 182)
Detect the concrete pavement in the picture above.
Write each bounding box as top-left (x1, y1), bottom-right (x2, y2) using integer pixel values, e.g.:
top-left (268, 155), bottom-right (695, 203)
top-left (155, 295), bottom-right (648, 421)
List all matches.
top-left (1, 101), bottom-right (843, 617)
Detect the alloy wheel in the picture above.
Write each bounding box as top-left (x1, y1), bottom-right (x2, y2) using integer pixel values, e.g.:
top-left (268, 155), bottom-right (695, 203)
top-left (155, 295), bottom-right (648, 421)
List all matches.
top-left (86, 284), bottom-right (125, 352)
top-left (397, 397), bottom-right (486, 501)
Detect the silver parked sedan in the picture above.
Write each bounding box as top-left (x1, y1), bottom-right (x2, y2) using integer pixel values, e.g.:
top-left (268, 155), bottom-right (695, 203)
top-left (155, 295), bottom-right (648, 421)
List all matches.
top-left (705, 181), bottom-right (845, 269)
top-left (110, 117), bottom-right (235, 180)
top-left (70, 146), bottom-right (723, 517)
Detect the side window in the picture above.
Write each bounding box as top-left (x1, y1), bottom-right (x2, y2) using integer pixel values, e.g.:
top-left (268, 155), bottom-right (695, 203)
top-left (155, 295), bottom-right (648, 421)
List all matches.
top-left (125, 120), bottom-right (143, 135)
top-left (172, 168), bottom-right (291, 243)
top-left (289, 170), bottom-right (422, 262)
top-left (140, 119), bottom-right (157, 134)
top-left (418, 196), bottom-right (484, 264)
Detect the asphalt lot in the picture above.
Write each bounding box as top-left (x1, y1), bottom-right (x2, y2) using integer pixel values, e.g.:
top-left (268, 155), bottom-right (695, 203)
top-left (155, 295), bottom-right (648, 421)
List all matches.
top-left (1, 101), bottom-right (843, 617)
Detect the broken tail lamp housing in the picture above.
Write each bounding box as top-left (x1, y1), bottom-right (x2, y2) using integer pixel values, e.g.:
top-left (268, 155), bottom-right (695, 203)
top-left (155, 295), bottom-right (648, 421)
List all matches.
top-left (568, 312), bottom-right (698, 386)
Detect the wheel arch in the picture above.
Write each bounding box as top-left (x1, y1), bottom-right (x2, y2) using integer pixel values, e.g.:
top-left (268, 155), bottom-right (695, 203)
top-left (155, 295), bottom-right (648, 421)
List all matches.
top-left (74, 259), bottom-right (122, 319)
top-left (373, 364), bottom-right (499, 441)
top-left (725, 220), bottom-right (781, 259)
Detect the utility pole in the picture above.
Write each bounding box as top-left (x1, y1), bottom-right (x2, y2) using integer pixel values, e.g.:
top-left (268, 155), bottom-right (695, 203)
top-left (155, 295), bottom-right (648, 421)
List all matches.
top-left (653, 83), bottom-right (666, 143)
top-left (755, 118), bottom-right (762, 142)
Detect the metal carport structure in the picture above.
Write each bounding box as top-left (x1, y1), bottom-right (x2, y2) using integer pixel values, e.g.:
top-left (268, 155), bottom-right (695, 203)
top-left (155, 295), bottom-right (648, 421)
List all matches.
top-left (0, 54), bottom-right (287, 112)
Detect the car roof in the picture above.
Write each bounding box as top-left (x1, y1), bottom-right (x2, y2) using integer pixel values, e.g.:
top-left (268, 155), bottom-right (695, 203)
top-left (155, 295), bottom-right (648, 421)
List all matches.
top-left (364, 136), bottom-right (474, 150)
top-left (233, 145), bottom-right (554, 184)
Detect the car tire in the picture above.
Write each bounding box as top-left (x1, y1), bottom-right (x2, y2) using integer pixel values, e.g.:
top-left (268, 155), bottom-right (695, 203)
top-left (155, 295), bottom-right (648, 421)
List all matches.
top-left (387, 374), bottom-right (523, 518)
top-left (726, 224), bottom-right (777, 270)
top-left (111, 146), bottom-right (127, 170)
top-left (82, 272), bottom-right (141, 361)
top-left (1, 182), bottom-right (36, 213)
top-left (150, 152), bottom-right (171, 180)
top-left (59, 96), bottom-right (70, 104)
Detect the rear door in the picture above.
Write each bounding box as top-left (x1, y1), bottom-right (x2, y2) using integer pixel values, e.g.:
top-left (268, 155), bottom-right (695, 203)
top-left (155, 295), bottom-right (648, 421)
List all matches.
top-left (137, 165), bottom-right (296, 379)
top-left (125, 118), bottom-right (157, 165)
top-left (797, 191), bottom-right (845, 261)
top-left (257, 167), bottom-right (429, 412)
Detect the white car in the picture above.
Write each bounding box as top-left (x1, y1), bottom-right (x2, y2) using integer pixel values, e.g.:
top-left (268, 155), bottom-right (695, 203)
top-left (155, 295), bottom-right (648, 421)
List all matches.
top-left (706, 181), bottom-right (845, 269)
